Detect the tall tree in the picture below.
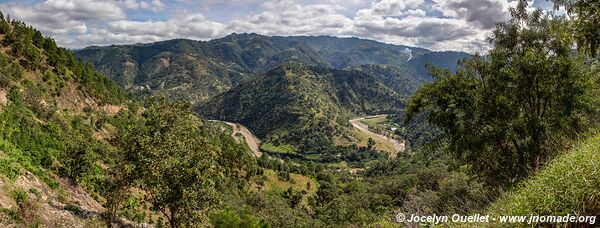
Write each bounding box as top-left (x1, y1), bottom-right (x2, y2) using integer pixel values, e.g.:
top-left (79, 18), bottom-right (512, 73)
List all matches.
top-left (552, 0), bottom-right (600, 56)
top-left (405, 0), bottom-right (598, 187)
top-left (119, 98), bottom-right (221, 227)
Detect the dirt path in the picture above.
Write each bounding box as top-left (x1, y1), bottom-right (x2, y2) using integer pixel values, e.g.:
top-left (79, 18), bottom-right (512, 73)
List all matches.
top-left (350, 115), bottom-right (405, 158)
top-left (209, 120), bottom-right (263, 157)
top-left (224, 122), bottom-right (263, 157)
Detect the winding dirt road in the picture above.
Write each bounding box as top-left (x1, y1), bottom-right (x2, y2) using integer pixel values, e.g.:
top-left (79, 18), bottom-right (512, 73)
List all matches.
top-left (350, 115), bottom-right (405, 158)
top-left (209, 120), bottom-right (263, 157)
top-left (224, 122), bottom-right (263, 157)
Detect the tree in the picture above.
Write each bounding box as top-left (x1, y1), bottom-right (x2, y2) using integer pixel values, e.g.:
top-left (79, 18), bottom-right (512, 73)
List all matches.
top-left (405, 0), bottom-right (598, 187)
top-left (119, 98), bottom-right (221, 227)
top-left (367, 138), bottom-right (375, 151)
top-left (64, 140), bottom-right (94, 182)
top-left (552, 0), bottom-right (600, 56)
top-left (0, 17), bottom-right (9, 34)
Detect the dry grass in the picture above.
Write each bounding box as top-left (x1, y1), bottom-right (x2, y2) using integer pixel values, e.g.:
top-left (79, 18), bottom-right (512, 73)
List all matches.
top-left (260, 169), bottom-right (318, 195)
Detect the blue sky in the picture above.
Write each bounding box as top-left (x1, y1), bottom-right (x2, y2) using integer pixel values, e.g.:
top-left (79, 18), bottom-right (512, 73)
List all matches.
top-left (0, 0), bottom-right (555, 51)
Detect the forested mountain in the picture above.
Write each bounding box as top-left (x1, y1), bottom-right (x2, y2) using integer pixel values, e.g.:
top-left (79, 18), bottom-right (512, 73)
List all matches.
top-left (352, 64), bottom-right (424, 95)
top-left (3, 0), bottom-right (598, 226)
top-left (197, 63), bottom-right (405, 149)
top-left (75, 34), bottom-right (468, 104)
top-left (282, 35), bottom-right (430, 68)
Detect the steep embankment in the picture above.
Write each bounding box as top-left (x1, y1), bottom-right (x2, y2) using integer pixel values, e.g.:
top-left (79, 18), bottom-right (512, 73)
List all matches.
top-left (0, 16), bottom-right (128, 226)
top-left (487, 133), bottom-right (600, 225)
top-left (350, 115), bottom-right (405, 158)
top-left (209, 120), bottom-right (263, 157)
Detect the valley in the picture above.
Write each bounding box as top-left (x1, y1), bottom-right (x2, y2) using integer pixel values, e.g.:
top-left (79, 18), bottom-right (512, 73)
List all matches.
top-left (1, 1), bottom-right (600, 226)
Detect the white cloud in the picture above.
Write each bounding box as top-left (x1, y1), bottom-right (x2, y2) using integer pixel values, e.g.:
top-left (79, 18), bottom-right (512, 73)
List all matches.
top-left (0, 0), bottom-right (535, 51)
top-left (40, 0), bottom-right (126, 21)
top-left (71, 13), bottom-right (226, 47)
top-left (361, 0), bottom-right (425, 16)
top-left (433, 0), bottom-right (511, 29)
top-left (228, 1), bottom-right (353, 36)
top-left (118, 0), bottom-right (166, 12)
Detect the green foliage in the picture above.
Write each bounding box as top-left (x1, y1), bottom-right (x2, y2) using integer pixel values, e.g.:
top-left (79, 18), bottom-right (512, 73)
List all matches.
top-left (552, 0), bottom-right (600, 56)
top-left (0, 159), bottom-right (19, 180)
top-left (112, 97), bottom-right (259, 227)
top-left (405, 1), bottom-right (599, 187)
top-left (10, 187), bottom-right (38, 224)
top-left (391, 111), bottom-right (443, 150)
top-left (260, 143), bottom-right (297, 154)
top-left (119, 196), bottom-right (147, 223)
top-left (11, 188), bottom-right (28, 206)
top-left (118, 98), bottom-right (219, 226)
top-left (0, 18), bottom-right (9, 34)
top-left (0, 14), bottom-right (125, 105)
top-left (0, 13), bottom-right (138, 225)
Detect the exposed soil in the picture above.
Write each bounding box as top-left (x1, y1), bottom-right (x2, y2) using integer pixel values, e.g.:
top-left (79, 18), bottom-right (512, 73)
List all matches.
top-left (224, 122), bottom-right (263, 157)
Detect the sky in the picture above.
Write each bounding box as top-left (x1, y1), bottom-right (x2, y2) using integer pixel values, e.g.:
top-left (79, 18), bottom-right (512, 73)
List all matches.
top-left (0, 0), bottom-right (556, 51)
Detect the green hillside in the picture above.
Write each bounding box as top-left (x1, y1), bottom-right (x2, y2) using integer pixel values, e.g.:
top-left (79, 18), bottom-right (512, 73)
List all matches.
top-left (196, 63), bottom-right (405, 150)
top-left (74, 39), bottom-right (253, 104)
top-left (0, 15), bottom-right (131, 226)
top-left (283, 35), bottom-right (430, 68)
top-left (352, 64), bottom-right (424, 97)
top-left (486, 132), bottom-right (600, 226)
top-left (0, 16), bottom-right (260, 227)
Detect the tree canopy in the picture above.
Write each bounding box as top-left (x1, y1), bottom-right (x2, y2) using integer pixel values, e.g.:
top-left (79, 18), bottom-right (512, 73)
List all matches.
top-left (552, 0), bottom-right (600, 56)
top-left (405, 0), bottom-right (600, 187)
top-left (117, 98), bottom-right (221, 227)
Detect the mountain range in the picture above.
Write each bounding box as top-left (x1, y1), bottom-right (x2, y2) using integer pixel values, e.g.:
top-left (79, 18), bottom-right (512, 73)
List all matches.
top-left (75, 33), bottom-right (469, 149)
top-left (75, 34), bottom-right (468, 102)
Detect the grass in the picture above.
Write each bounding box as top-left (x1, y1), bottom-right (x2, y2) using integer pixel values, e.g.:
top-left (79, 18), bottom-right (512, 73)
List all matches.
top-left (327, 161), bottom-right (349, 169)
top-left (0, 139), bottom-right (58, 189)
top-left (486, 133), bottom-right (600, 226)
top-left (261, 169), bottom-right (318, 195)
top-left (361, 116), bottom-right (388, 128)
top-left (336, 115), bottom-right (397, 155)
top-left (260, 143), bottom-right (297, 154)
top-left (349, 129), bottom-right (396, 153)
top-left (303, 154), bottom-right (321, 160)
